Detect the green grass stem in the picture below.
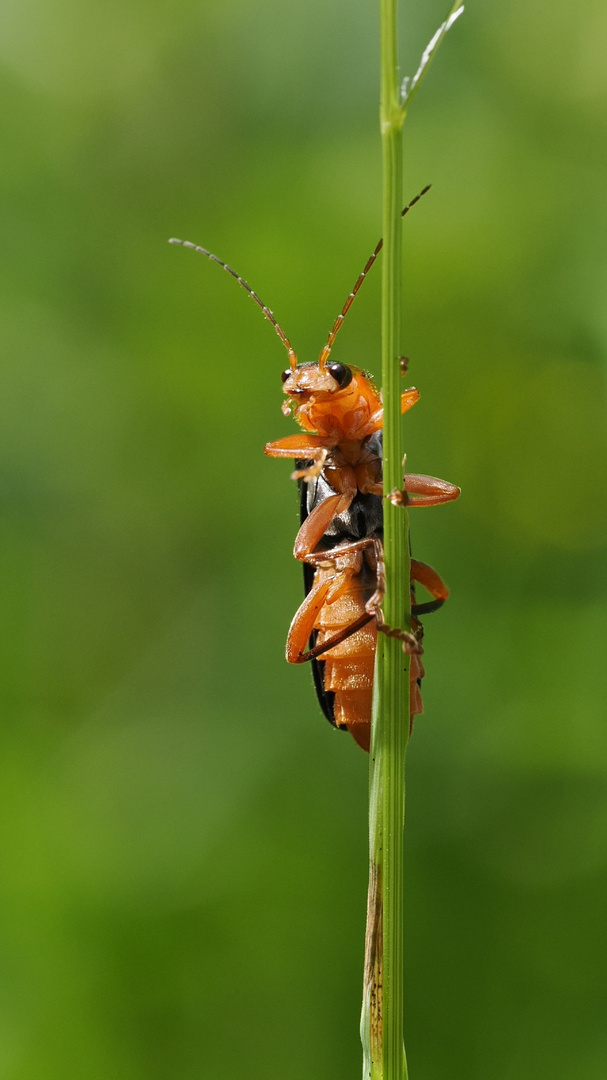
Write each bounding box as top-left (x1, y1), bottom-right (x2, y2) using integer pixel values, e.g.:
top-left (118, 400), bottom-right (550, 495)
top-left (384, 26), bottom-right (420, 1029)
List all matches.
top-left (360, 4), bottom-right (464, 1079)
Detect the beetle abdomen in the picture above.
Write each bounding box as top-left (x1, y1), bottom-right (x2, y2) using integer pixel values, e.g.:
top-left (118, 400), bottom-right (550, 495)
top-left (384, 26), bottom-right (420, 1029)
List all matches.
top-left (312, 562), bottom-right (376, 750)
top-left (308, 559), bottom-right (425, 751)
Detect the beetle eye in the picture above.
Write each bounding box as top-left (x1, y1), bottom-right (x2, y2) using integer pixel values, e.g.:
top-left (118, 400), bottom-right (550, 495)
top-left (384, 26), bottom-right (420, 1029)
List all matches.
top-left (281, 369), bottom-right (291, 383)
top-left (327, 362), bottom-right (352, 389)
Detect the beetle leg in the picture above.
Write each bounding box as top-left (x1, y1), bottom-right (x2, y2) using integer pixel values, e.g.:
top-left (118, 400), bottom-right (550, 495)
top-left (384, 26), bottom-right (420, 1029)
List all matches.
top-left (411, 559), bottom-right (450, 615)
top-left (360, 480), bottom-right (383, 496)
top-left (358, 387), bottom-right (420, 437)
top-left (265, 436), bottom-right (334, 483)
top-left (265, 436), bottom-right (336, 484)
top-left (361, 538), bottom-right (422, 654)
top-left (361, 475), bottom-right (460, 505)
top-left (387, 473), bottom-right (460, 507)
top-left (300, 536), bottom-right (372, 567)
top-left (286, 574), bottom-right (336, 664)
top-left (264, 434), bottom-right (333, 458)
top-left (296, 612), bottom-right (374, 662)
top-left (291, 449), bottom-right (328, 482)
top-left (296, 536), bottom-right (426, 658)
top-left (401, 387), bottom-right (420, 413)
top-left (302, 535), bottom-right (422, 654)
top-left (286, 557), bottom-right (363, 664)
top-left (293, 467), bottom-right (357, 559)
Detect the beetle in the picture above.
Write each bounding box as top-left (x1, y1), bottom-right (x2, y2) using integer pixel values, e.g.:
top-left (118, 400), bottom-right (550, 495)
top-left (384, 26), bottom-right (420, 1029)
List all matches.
top-left (265, 375), bottom-right (458, 751)
top-left (170, 188), bottom-right (459, 751)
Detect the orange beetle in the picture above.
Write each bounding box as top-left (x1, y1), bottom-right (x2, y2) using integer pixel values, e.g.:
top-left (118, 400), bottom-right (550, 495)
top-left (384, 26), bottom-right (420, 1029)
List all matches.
top-left (170, 189), bottom-right (459, 751)
top-left (265, 364), bottom-right (458, 751)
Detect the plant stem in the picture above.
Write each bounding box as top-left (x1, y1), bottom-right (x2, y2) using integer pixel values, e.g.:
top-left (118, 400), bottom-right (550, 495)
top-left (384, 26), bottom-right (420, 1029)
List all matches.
top-left (359, 4), bottom-right (463, 1075)
top-left (360, 0), bottom-right (409, 1078)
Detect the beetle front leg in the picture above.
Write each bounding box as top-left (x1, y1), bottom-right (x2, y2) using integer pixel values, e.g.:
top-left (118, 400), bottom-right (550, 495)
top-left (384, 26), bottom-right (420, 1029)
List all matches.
top-left (291, 449), bottom-right (328, 483)
top-left (360, 387), bottom-right (420, 436)
top-left (264, 434), bottom-right (334, 481)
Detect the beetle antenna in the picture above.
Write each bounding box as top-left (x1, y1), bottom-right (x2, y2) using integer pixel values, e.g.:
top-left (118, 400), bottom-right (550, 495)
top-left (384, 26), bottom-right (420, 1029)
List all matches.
top-left (317, 184), bottom-right (431, 370)
top-left (169, 238), bottom-right (298, 369)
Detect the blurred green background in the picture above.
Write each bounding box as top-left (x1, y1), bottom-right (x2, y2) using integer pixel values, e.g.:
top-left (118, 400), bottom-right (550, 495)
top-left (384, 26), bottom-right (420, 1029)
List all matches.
top-left (1, 0), bottom-right (606, 1076)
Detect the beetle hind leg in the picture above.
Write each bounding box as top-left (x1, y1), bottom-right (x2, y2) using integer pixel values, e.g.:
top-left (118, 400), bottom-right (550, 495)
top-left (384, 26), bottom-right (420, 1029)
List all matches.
top-left (410, 559), bottom-right (449, 616)
top-left (363, 538), bottom-right (422, 654)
